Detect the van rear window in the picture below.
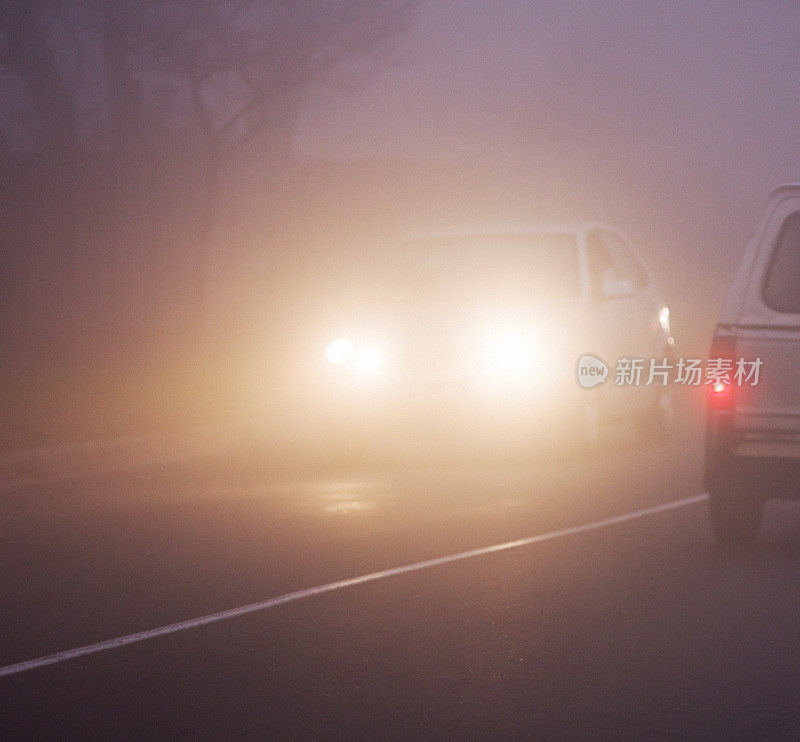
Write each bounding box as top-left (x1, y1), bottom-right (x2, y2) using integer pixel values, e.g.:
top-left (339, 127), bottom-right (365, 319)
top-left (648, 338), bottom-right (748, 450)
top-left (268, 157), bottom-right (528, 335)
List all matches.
top-left (763, 211), bottom-right (800, 313)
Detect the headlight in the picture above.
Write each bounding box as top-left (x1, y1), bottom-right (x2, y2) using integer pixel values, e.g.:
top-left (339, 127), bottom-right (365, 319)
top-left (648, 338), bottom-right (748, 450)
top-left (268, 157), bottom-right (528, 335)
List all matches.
top-left (488, 335), bottom-right (532, 375)
top-left (326, 338), bottom-right (354, 365)
top-left (484, 325), bottom-right (538, 377)
top-left (326, 338), bottom-right (382, 374)
top-left (354, 347), bottom-right (382, 373)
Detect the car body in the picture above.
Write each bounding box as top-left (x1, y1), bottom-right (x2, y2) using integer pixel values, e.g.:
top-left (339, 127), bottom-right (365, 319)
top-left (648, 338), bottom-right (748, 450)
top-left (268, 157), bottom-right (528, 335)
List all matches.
top-left (310, 223), bottom-right (673, 460)
top-left (705, 184), bottom-right (800, 545)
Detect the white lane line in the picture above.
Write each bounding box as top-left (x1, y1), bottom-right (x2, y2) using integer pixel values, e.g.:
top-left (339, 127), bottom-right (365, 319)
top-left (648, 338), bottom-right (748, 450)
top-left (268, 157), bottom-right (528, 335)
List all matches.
top-left (0, 494), bottom-right (707, 679)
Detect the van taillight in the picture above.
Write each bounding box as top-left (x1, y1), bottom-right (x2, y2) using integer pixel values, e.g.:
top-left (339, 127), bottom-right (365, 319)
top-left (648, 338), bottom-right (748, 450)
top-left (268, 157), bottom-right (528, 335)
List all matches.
top-left (707, 329), bottom-right (736, 411)
top-left (708, 379), bottom-right (734, 409)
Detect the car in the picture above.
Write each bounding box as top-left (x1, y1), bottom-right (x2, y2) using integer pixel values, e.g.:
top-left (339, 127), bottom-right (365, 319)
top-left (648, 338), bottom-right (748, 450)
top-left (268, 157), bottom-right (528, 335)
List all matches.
top-left (705, 184), bottom-right (800, 546)
top-left (310, 224), bottom-right (674, 461)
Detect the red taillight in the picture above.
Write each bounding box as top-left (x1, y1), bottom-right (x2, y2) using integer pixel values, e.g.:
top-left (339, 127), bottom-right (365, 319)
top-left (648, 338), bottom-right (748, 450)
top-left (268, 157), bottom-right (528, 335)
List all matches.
top-left (708, 379), bottom-right (734, 409)
top-left (707, 328), bottom-right (736, 411)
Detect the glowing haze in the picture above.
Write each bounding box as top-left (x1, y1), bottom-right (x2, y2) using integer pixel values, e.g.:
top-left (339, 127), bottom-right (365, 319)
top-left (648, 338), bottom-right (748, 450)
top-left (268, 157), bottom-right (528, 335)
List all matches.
top-left (295, 0), bottom-right (800, 352)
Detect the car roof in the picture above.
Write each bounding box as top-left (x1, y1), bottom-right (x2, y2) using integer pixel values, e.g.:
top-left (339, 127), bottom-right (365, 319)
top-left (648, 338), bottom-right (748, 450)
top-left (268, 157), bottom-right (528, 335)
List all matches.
top-left (403, 222), bottom-right (615, 242)
top-left (767, 183), bottom-right (800, 200)
top-left (718, 183), bottom-right (800, 324)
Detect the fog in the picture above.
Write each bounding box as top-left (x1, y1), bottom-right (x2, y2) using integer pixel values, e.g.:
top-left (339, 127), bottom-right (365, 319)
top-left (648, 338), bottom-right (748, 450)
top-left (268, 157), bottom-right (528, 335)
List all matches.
top-left (297, 0), bottom-right (800, 348)
top-left (1, 0), bottom-right (799, 446)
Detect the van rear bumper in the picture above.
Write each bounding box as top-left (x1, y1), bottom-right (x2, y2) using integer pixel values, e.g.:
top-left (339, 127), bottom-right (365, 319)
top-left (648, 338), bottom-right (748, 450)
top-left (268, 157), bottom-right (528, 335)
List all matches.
top-left (705, 410), bottom-right (800, 499)
top-left (734, 433), bottom-right (800, 458)
top-left (733, 411), bottom-right (800, 457)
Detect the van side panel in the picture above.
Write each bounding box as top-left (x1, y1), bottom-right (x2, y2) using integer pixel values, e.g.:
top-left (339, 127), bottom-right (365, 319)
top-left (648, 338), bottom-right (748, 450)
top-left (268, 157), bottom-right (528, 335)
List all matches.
top-left (731, 188), bottom-right (800, 455)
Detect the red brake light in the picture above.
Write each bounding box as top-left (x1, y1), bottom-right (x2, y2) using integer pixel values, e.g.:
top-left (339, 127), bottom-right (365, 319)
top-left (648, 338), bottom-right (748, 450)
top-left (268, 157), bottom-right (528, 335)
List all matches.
top-left (707, 328), bottom-right (736, 411)
top-left (708, 379), bottom-right (733, 409)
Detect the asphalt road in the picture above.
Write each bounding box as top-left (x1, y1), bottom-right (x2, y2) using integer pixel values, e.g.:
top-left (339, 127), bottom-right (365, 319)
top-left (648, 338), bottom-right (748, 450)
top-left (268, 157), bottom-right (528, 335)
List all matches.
top-left (3, 412), bottom-right (800, 740)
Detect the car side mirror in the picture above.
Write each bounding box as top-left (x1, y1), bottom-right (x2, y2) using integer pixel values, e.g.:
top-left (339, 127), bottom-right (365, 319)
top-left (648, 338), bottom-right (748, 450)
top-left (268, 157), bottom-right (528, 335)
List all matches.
top-left (600, 277), bottom-right (635, 300)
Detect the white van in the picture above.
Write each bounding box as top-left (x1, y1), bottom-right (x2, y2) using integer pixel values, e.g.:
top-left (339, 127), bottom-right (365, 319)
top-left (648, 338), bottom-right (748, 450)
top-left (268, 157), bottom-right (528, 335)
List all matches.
top-left (706, 184), bottom-right (800, 545)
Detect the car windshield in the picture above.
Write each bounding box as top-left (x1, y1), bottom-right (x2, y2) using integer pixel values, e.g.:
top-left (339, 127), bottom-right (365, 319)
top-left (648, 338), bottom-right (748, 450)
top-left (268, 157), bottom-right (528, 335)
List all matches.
top-left (395, 233), bottom-right (580, 303)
